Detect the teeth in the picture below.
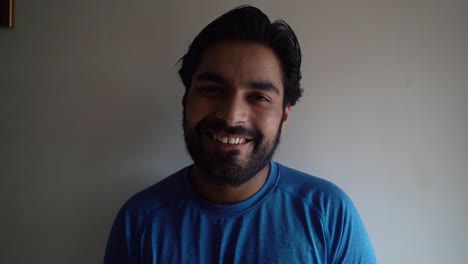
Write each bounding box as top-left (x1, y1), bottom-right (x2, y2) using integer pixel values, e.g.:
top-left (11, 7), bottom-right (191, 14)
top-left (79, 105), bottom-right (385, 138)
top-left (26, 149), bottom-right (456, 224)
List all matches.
top-left (213, 134), bottom-right (246, 145)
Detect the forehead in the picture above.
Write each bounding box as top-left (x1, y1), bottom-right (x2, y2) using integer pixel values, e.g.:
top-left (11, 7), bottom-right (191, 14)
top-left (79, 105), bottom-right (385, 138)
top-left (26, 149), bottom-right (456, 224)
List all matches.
top-left (193, 41), bottom-right (284, 93)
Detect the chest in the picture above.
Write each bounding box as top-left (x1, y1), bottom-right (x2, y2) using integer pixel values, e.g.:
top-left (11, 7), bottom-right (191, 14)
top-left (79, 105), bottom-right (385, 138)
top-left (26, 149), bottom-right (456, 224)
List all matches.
top-left (139, 202), bottom-right (328, 264)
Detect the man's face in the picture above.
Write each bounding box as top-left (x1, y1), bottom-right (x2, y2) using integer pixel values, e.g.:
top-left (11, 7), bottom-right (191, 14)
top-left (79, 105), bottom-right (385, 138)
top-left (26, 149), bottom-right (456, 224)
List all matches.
top-left (183, 40), bottom-right (290, 187)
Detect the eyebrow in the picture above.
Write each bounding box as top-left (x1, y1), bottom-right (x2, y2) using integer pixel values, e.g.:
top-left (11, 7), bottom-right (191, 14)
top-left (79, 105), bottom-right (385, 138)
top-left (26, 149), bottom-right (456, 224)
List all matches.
top-left (194, 72), bottom-right (280, 95)
top-left (194, 72), bottom-right (229, 84)
top-left (248, 81), bottom-right (280, 95)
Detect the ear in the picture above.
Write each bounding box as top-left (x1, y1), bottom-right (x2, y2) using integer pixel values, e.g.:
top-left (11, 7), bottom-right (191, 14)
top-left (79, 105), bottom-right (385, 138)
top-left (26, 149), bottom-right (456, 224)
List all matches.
top-left (281, 104), bottom-right (291, 130)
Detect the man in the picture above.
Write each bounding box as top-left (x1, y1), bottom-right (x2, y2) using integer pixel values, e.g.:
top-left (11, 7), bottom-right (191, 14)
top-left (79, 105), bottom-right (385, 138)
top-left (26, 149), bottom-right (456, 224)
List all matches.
top-left (105, 5), bottom-right (376, 264)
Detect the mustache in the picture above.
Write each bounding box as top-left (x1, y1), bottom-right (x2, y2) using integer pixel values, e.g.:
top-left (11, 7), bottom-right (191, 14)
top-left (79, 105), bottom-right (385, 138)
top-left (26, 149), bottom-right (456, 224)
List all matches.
top-left (196, 119), bottom-right (261, 140)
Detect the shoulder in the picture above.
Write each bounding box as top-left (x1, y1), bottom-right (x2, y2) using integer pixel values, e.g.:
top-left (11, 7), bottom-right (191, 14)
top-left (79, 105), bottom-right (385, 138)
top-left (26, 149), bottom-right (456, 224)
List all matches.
top-left (274, 163), bottom-right (376, 263)
top-left (117, 167), bottom-right (189, 222)
top-left (275, 163), bottom-right (353, 213)
top-left (104, 167), bottom-right (191, 263)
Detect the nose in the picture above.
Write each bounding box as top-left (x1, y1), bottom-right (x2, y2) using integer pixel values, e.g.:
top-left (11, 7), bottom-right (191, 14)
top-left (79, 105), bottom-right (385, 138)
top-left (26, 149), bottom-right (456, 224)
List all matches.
top-left (215, 94), bottom-right (248, 126)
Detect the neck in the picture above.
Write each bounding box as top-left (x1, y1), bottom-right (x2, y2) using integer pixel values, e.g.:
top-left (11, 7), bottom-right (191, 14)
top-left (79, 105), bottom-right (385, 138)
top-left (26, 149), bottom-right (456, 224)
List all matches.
top-left (189, 163), bottom-right (270, 204)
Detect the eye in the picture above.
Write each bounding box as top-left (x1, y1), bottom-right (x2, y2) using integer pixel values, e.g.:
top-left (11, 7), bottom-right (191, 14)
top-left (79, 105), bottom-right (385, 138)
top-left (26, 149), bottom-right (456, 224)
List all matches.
top-left (249, 93), bottom-right (271, 103)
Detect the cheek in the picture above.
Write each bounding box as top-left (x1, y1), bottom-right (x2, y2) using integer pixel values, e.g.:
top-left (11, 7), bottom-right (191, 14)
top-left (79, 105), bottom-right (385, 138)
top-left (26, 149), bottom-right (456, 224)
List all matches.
top-left (255, 109), bottom-right (284, 136)
top-left (185, 96), bottom-right (212, 126)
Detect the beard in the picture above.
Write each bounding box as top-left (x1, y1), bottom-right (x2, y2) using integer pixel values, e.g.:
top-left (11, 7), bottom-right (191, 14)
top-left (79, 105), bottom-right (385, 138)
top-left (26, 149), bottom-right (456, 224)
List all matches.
top-left (183, 112), bottom-right (283, 187)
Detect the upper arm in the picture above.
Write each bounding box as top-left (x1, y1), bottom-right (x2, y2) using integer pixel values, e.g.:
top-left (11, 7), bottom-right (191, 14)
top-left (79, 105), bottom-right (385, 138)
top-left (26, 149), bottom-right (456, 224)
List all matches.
top-left (322, 187), bottom-right (377, 263)
top-left (104, 205), bottom-right (142, 264)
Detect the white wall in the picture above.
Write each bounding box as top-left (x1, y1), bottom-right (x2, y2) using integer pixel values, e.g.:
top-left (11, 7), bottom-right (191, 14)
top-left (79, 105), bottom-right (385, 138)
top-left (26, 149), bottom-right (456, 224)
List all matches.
top-left (1, 0), bottom-right (467, 263)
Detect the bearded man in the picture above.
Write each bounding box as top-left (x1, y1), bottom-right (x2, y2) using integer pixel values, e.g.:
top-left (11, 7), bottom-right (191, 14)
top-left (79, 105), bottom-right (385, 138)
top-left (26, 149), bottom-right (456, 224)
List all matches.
top-left (104, 5), bottom-right (377, 264)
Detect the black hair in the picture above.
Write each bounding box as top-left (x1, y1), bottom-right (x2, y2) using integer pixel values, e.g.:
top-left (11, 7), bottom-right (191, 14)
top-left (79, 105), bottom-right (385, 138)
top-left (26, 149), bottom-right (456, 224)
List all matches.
top-left (178, 5), bottom-right (303, 107)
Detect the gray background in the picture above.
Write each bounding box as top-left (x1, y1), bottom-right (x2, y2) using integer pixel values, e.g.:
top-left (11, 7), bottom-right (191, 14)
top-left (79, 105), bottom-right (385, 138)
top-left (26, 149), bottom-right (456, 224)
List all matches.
top-left (1, 0), bottom-right (467, 263)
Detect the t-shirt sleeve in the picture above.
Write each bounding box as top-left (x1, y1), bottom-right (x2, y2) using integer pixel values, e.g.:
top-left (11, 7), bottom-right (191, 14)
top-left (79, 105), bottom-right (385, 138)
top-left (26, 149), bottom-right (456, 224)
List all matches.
top-left (320, 185), bottom-right (377, 263)
top-left (103, 203), bottom-right (142, 264)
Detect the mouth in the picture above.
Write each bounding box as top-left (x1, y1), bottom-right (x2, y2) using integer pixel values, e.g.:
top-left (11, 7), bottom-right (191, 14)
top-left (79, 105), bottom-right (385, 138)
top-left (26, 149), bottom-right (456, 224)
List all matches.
top-left (208, 132), bottom-right (253, 145)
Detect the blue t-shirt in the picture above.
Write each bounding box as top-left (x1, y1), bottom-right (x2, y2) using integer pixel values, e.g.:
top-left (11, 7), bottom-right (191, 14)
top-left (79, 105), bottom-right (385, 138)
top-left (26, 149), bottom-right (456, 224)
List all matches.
top-left (104, 162), bottom-right (376, 263)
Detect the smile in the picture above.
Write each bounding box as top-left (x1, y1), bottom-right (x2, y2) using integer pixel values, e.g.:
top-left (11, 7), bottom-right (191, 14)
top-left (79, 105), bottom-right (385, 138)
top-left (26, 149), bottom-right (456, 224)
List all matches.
top-left (211, 133), bottom-right (250, 145)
